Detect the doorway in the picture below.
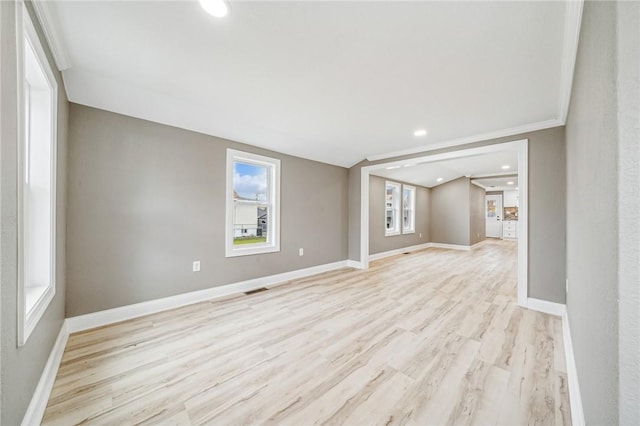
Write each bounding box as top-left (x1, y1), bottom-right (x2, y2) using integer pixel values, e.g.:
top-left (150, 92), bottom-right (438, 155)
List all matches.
top-left (359, 139), bottom-right (528, 307)
top-left (485, 194), bottom-right (503, 238)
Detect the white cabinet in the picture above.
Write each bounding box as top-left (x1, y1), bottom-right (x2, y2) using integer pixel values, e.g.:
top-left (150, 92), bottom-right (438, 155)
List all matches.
top-left (504, 190), bottom-right (519, 207)
top-left (503, 220), bottom-right (518, 239)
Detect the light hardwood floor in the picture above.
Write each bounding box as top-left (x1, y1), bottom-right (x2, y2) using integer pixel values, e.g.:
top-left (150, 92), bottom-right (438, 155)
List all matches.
top-left (43, 239), bottom-right (571, 425)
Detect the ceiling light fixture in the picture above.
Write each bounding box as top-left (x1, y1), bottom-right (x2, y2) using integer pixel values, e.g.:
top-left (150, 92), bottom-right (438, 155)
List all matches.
top-left (414, 129), bottom-right (427, 137)
top-left (199, 0), bottom-right (229, 17)
top-left (501, 165), bottom-right (510, 170)
top-left (386, 165), bottom-right (401, 170)
top-left (507, 181), bottom-right (515, 185)
top-left (437, 177), bottom-right (443, 182)
top-left (403, 164), bottom-right (414, 168)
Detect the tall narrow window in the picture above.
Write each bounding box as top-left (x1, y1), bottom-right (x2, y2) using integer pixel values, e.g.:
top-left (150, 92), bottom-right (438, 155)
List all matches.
top-left (402, 185), bottom-right (416, 234)
top-left (226, 149), bottom-right (280, 257)
top-left (18, 4), bottom-right (58, 345)
top-left (385, 181), bottom-right (401, 236)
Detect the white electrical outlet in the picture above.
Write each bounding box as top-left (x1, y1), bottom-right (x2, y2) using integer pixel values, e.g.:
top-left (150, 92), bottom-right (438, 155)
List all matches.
top-left (566, 278), bottom-right (569, 294)
top-left (419, 233), bottom-right (422, 238)
top-left (193, 261), bottom-right (201, 272)
top-left (299, 248), bottom-right (304, 256)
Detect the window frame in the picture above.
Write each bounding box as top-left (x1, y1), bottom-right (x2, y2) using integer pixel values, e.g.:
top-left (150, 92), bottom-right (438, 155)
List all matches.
top-left (16, 2), bottom-right (58, 346)
top-left (384, 181), bottom-right (401, 236)
top-left (226, 149), bottom-right (281, 257)
top-left (402, 184), bottom-right (416, 234)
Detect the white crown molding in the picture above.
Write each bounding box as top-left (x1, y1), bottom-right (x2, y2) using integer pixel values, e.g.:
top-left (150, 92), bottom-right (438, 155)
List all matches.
top-left (30, 0), bottom-right (71, 71)
top-left (21, 322), bottom-right (69, 426)
top-left (365, 119), bottom-right (562, 163)
top-left (557, 0), bottom-right (584, 123)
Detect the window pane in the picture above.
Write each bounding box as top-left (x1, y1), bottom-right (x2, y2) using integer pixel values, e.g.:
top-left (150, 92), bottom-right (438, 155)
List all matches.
top-left (234, 161), bottom-right (268, 202)
top-left (24, 41), bottom-right (54, 314)
top-left (233, 204), bottom-right (268, 245)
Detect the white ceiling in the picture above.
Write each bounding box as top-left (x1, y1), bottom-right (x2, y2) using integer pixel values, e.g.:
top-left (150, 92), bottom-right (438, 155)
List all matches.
top-left (42, 1), bottom-right (570, 167)
top-left (371, 148), bottom-right (517, 189)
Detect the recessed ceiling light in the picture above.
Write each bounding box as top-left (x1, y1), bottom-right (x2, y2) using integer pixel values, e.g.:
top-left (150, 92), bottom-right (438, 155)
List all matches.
top-left (501, 165), bottom-right (510, 170)
top-left (436, 177), bottom-right (443, 182)
top-left (386, 165), bottom-right (401, 170)
top-left (199, 0), bottom-right (229, 17)
top-left (403, 164), bottom-right (414, 168)
top-left (414, 129), bottom-right (427, 137)
top-left (507, 181), bottom-right (515, 185)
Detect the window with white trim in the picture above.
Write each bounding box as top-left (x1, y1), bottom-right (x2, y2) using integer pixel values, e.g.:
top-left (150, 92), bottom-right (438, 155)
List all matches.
top-left (385, 181), bottom-right (401, 236)
top-left (226, 149), bottom-right (280, 257)
top-left (402, 185), bottom-right (416, 234)
top-left (18, 3), bottom-right (58, 346)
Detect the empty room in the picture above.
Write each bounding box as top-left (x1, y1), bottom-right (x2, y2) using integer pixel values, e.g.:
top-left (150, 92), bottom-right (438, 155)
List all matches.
top-left (0, 0), bottom-right (638, 425)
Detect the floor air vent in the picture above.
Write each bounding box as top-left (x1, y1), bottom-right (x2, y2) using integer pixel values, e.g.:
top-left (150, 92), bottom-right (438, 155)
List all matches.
top-left (245, 287), bottom-right (269, 295)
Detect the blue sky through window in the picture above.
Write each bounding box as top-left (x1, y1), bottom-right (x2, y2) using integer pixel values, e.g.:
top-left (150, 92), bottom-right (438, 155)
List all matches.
top-left (234, 162), bottom-right (267, 200)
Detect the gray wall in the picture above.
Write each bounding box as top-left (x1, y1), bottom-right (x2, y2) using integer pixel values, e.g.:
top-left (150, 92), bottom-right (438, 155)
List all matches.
top-left (430, 177), bottom-right (471, 246)
top-left (348, 126), bottom-right (567, 304)
top-left (368, 175), bottom-right (430, 255)
top-left (528, 127), bottom-right (566, 302)
top-left (0, 2), bottom-right (68, 424)
top-left (616, 1), bottom-right (640, 423)
top-left (565, 2), bottom-right (618, 424)
top-left (469, 183), bottom-right (486, 245)
top-left (566, 1), bottom-right (639, 424)
top-left (66, 104), bottom-right (349, 317)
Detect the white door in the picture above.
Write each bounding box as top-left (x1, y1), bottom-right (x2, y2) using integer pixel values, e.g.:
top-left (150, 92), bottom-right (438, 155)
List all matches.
top-left (485, 195), bottom-right (503, 238)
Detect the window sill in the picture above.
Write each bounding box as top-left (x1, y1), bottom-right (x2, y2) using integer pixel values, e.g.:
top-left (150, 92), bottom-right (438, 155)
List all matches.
top-left (402, 230), bottom-right (416, 235)
top-left (226, 244), bottom-right (280, 258)
top-left (20, 284), bottom-right (55, 346)
top-left (385, 231), bottom-right (401, 237)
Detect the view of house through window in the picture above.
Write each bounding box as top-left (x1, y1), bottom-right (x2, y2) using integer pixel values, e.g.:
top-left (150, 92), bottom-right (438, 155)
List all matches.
top-left (226, 149), bottom-right (281, 257)
top-left (386, 181), bottom-right (415, 236)
top-left (385, 181), bottom-right (401, 236)
top-left (403, 185), bottom-right (416, 233)
top-left (233, 161), bottom-right (269, 245)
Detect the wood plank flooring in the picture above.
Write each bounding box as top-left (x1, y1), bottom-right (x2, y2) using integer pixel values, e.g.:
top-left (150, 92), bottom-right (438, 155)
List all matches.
top-left (43, 239), bottom-right (571, 425)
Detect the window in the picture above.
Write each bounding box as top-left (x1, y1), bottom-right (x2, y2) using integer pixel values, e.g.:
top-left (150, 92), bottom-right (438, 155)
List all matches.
top-left (402, 185), bottom-right (416, 234)
top-left (17, 3), bottom-right (58, 346)
top-left (226, 149), bottom-right (280, 257)
top-left (385, 181), bottom-right (401, 236)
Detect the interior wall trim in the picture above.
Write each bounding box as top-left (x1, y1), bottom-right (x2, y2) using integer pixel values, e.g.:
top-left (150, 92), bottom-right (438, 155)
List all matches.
top-left (30, 0), bottom-right (72, 71)
top-left (365, 119), bottom-right (561, 163)
top-left (65, 259), bottom-right (352, 334)
top-left (21, 322), bottom-right (69, 426)
top-left (526, 297), bottom-right (566, 316)
top-left (562, 307), bottom-right (586, 426)
top-left (368, 242), bottom-right (434, 261)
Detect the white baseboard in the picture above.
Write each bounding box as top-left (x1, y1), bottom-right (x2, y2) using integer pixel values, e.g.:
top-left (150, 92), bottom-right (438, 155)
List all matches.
top-left (368, 242), bottom-right (432, 261)
top-left (562, 307), bottom-right (585, 426)
top-left (429, 242), bottom-right (472, 251)
top-left (526, 298), bottom-right (566, 316)
top-left (24, 259), bottom-right (354, 426)
top-left (66, 260), bottom-right (351, 333)
top-left (21, 321), bottom-right (69, 426)
top-left (346, 260), bottom-right (364, 269)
